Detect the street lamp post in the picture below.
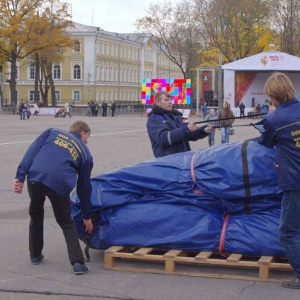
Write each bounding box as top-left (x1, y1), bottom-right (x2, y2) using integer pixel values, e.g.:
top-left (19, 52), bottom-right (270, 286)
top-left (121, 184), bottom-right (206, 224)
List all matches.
top-left (88, 59), bottom-right (98, 102)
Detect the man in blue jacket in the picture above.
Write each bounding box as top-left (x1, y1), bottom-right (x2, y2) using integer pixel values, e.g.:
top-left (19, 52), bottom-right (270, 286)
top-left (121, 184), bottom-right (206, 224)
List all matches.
top-left (258, 72), bottom-right (300, 289)
top-left (13, 121), bottom-right (94, 275)
top-left (147, 92), bottom-right (212, 158)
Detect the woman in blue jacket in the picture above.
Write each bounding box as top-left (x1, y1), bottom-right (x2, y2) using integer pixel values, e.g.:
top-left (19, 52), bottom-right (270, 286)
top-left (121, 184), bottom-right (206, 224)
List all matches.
top-left (258, 72), bottom-right (300, 289)
top-left (147, 92), bottom-right (212, 158)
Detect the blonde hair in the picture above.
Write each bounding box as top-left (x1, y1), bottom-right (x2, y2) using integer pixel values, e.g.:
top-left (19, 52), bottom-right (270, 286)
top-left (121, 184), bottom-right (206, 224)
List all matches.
top-left (264, 72), bottom-right (295, 104)
top-left (69, 121), bottom-right (91, 134)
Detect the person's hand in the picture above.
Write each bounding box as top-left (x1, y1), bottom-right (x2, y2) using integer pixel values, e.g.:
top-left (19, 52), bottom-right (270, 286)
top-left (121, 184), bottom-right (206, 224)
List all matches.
top-left (13, 179), bottom-right (24, 194)
top-left (83, 219), bottom-right (93, 234)
top-left (204, 125), bottom-right (215, 133)
top-left (187, 122), bottom-right (197, 132)
top-left (218, 128), bottom-right (221, 131)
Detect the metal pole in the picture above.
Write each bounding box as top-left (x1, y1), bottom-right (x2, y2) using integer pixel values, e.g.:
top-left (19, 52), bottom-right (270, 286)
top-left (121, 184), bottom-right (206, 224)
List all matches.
top-left (218, 51), bottom-right (223, 108)
top-left (196, 68), bottom-right (199, 116)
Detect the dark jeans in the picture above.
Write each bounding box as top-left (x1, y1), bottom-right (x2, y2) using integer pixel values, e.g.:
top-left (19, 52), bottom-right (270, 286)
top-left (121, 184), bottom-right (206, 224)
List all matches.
top-left (279, 190), bottom-right (300, 279)
top-left (27, 181), bottom-right (84, 265)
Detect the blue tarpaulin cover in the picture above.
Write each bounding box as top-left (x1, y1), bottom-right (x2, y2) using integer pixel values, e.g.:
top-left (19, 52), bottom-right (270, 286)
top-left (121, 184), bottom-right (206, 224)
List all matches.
top-left (71, 140), bottom-right (285, 257)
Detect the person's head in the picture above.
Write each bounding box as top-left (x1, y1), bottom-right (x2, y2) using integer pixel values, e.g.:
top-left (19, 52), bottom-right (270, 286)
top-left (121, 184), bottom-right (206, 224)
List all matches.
top-left (69, 121), bottom-right (91, 144)
top-left (155, 91), bottom-right (173, 111)
top-left (264, 72), bottom-right (295, 107)
top-left (223, 101), bottom-right (229, 109)
top-left (209, 109), bottom-right (215, 115)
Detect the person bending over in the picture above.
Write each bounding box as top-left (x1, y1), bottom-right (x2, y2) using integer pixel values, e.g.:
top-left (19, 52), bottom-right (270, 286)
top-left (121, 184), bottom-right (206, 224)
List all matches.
top-left (13, 121), bottom-right (94, 275)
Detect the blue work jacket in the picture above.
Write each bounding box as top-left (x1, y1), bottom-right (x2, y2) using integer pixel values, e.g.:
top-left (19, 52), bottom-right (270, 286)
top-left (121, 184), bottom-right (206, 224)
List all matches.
top-left (147, 106), bottom-right (208, 158)
top-left (258, 99), bottom-right (300, 190)
top-left (15, 128), bottom-right (93, 219)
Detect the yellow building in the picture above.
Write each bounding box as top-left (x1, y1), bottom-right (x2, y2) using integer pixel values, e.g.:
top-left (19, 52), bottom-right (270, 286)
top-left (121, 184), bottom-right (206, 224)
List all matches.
top-left (1, 22), bottom-right (182, 107)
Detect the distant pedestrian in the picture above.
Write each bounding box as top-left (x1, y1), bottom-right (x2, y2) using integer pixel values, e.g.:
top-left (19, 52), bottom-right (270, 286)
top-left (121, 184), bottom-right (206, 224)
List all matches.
top-left (204, 109), bottom-right (218, 146)
top-left (102, 102), bottom-right (108, 117)
top-left (218, 101), bottom-right (235, 144)
top-left (64, 101), bottom-right (71, 118)
top-left (202, 102), bottom-right (208, 119)
top-left (95, 102), bottom-right (99, 117)
top-left (111, 102), bottom-right (116, 117)
top-left (90, 101), bottom-right (95, 116)
top-left (33, 102), bottom-right (39, 116)
top-left (18, 100), bottom-right (25, 120)
top-left (239, 101), bottom-right (245, 118)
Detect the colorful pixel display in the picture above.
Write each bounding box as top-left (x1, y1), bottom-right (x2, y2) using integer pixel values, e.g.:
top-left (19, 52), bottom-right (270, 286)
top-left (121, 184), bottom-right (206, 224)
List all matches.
top-left (141, 78), bottom-right (191, 105)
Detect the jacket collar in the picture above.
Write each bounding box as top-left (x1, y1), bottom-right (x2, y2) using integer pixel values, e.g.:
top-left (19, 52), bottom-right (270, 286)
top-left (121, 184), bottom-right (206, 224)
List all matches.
top-left (152, 105), bottom-right (183, 116)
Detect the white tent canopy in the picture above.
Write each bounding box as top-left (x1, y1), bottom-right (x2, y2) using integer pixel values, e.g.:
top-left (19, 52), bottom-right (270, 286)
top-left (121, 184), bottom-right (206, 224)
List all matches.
top-left (222, 50), bottom-right (300, 71)
top-left (221, 51), bottom-right (300, 114)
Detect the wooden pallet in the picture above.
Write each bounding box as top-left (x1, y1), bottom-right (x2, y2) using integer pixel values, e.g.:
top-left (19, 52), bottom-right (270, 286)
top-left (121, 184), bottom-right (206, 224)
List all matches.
top-left (104, 246), bottom-right (293, 282)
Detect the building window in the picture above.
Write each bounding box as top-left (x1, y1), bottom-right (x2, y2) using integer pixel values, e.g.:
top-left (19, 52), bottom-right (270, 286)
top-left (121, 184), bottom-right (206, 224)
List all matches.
top-left (73, 90), bottom-right (81, 102)
top-left (106, 66), bottom-right (109, 81)
top-left (73, 41), bottom-right (81, 53)
top-left (29, 90), bottom-right (40, 102)
top-left (96, 64), bottom-right (99, 80)
top-left (101, 65), bottom-right (104, 81)
top-left (29, 62), bottom-right (35, 80)
top-left (53, 65), bottom-right (61, 80)
top-left (73, 64), bottom-right (81, 80)
top-left (115, 66), bottom-right (118, 81)
top-left (101, 42), bottom-right (104, 55)
top-left (55, 90), bottom-right (61, 102)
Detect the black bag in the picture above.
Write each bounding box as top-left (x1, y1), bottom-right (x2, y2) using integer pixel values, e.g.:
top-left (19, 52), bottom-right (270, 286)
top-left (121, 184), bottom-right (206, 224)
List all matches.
top-left (229, 128), bottom-right (235, 135)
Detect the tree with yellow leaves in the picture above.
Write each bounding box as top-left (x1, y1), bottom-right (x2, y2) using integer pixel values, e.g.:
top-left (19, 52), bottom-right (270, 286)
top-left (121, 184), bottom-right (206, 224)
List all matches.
top-left (0, 0), bottom-right (73, 106)
top-left (194, 0), bottom-right (272, 62)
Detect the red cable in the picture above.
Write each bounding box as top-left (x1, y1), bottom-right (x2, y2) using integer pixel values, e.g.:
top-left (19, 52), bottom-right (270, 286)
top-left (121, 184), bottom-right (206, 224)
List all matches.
top-left (219, 214), bottom-right (230, 256)
top-left (190, 152), bottom-right (197, 184)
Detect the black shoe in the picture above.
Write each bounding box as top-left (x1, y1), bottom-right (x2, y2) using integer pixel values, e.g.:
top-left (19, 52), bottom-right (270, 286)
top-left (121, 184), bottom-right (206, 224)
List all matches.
top-left (282, 277), bottom-right (300, 289)
top-left (73, 262), bottom-right (89, 275)
top-left (31, 254), bottom-right (44, 265)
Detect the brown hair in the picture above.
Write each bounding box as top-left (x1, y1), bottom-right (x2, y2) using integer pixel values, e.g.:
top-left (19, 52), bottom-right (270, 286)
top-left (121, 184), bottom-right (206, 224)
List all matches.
top-left (155, 91), bottom-right (172, 102)
top-left (223, 101), bottom-right (232, 118)
top-left (264, 72), bottom-right (295, 104)
top-left (69, 121), bottom-right (91, 134)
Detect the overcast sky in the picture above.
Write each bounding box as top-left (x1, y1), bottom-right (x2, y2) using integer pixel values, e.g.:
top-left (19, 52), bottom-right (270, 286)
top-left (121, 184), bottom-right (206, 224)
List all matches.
top-left (68, 0), bottom-right (181, 33)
